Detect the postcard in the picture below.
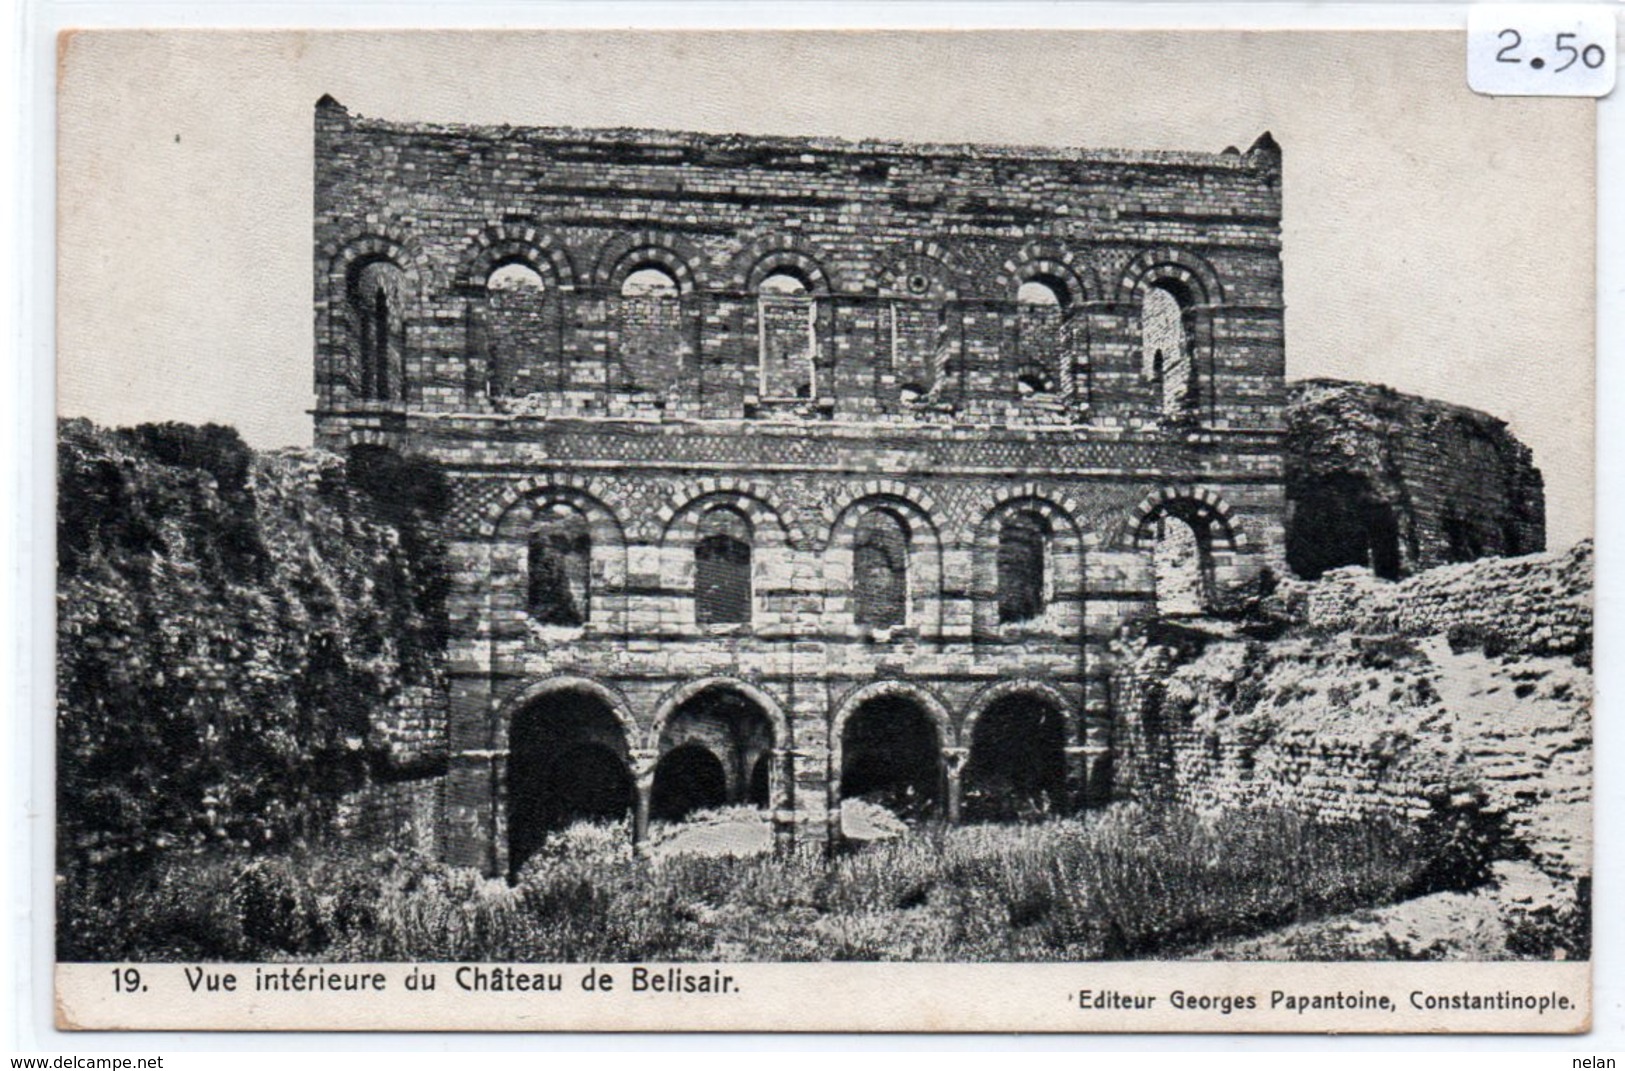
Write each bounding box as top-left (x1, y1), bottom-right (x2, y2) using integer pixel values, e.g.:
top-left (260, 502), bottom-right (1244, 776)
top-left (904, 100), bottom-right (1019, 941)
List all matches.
top-left (53, 28), bottom-right (1595, 1032)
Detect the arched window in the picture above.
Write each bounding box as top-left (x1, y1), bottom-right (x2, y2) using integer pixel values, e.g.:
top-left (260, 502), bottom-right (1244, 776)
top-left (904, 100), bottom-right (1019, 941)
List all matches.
top-left (485, 262), bottom-right (549, 398)
top-left (348, 259), bottom-right (406, 401)
top-left (1142, 282), bottom-right (1194, 418)
top-left (854, 510), bottom-right (910, 628)
top-left (1015, 276), bottom-right (1069, 400)
top-left (528, 504), bottom-right (591, 626)
top-left (621, 266), bottom-right (679, 297)
top-left (695, 507), bottom-right (752, 625)
top-left (757, 268), bottom-right (816, 400)
top-left (883, 258), bottom-right (956, 405)
top-left (617, 264), bottom-right (684, 393)
top-left (758, 271), bottom-right (808, 296)
top-left (490, 262), bottom-right (546, 292)
top-left (1017, 279), bottom-right (1066, 308)
top-left (1152, 513), bottom-right (1211, 616)
top-left (997, 510), bottom-right (1049, 623)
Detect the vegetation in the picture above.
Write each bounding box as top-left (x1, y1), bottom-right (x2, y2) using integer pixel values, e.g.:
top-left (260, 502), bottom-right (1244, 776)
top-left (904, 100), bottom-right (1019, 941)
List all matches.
top-left (56, 419), bottom-right (449, 867)
top-left (60, 803), bottom-right (1472, 963)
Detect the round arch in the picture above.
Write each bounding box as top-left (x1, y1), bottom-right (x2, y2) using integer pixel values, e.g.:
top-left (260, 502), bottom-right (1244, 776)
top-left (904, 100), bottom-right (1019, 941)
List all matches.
top-left (829, 678), bottom-right (956, 759)
top-left (830, 680), bottom-right (955, 814)
top-left (1116, 247), bottom-right (1225, 307)
top-left (997, 242), bottom-right (1098, 308)
top-left (484, 476), bottom-right (626, 541)
top-left (593, 231), bottom-right (707, 294)
top-left (496, 675), bottom-right (640, 744)
top-left (456, 224), bottom-right (578, 292)
top-left (487, 486), bottom-right (629, 632)
top-left (649, 745), bottom-right (729, 821)
top-left (968, 492), bottom-right (1087, 635)
top-left (727, 232), bottom-right (836, 295)
top-left (658, 484), bottom-right (796, 548)
top-left (960, 679), bottom-right (1077, 746)
top-left (969, 489), bottom-right (1084, 550)
top-left (1127, 486), bottom-right (1242, 551)
top-left (491, 484), bottom-right (627, 545)
top-left (825, 487), bottom-right (946, 636)
top-left (960, 682), bottom-right (1072, 821)
top-left (822, 480), bottom-right (942, 540)
top-left (646, 677), bottom-right (793, 753)
top-left (874, 241), bottom-right (962, 302)
top-left (320, 230), bottom-right (430, 403)
top-left (323, 229), bottom-right (431, 294)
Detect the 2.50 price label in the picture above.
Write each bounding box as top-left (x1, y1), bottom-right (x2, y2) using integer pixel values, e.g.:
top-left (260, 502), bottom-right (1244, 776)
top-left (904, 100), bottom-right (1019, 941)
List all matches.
top-left (1468, 5), bottom-right (1616, 97)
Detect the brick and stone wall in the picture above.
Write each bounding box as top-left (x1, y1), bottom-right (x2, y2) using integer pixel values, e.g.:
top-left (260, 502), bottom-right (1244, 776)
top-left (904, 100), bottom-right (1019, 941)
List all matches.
top-left (1301, 541), bottom-right (1590, 661)
top-left (313, 96), bottom-right (1286, 433)
top-left (335, 776), bottom-right (444, 857)
top-left (1112, 543), bottom-right (1591, 878)
top-left (311, 97), bottom-right (1289, 875)
top-left (1285, 379), bottom-right (1545, 579)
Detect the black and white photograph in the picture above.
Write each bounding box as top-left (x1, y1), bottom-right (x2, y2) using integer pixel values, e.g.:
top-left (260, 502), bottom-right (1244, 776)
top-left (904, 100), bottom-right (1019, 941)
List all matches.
top-left (49, 27), bottom-right (1596, 1032)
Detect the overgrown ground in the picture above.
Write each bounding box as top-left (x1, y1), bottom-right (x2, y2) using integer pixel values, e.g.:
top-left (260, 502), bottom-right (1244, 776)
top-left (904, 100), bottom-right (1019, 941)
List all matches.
top-left (55, 419), bottom-right (1591, 964)
top-left (1134, 543), bottom-right (1594, 961)
top-left (61, 802), bottom-right (1493, 963)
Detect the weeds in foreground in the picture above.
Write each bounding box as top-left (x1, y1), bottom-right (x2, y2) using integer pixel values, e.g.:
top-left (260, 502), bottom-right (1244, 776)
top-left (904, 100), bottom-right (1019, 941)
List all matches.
top-left (59, 803), bottom-right (1476, 962)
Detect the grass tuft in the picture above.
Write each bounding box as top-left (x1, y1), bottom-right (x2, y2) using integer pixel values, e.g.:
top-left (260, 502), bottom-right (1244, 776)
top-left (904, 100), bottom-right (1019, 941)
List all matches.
top-left (59, 802), bottom-right (1474, 962)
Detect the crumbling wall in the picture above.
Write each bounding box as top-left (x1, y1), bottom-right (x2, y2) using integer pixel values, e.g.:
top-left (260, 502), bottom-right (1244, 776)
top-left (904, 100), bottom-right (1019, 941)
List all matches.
top-left (311, 100), bottom-right (1294, 867)
top-left (333, 776), bottom-right (443, 857)
top-left (56, 419), bottom-right (450, 867)
top-left (1285, 379), bottom-right (1545, 578)
top-left (1300, 541), bottom-right (1591, 662)
top-left (313, 97), bottom-right (1286, 434)
top-left (1114, 542), bottom-right (1592, 880)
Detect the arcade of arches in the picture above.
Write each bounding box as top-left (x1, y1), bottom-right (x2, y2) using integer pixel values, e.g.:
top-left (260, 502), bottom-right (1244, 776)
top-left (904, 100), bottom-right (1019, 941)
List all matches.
top-left (312, 105), bottom-right (1294, 876)
top-left (505, 682), bottom-right (786, 877)
top-left (505, 678), bottom-right (1104, 872)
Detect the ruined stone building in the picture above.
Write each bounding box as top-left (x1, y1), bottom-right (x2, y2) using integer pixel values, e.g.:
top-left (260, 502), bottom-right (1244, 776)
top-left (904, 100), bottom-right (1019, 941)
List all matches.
top-left (311, 97), bottom-right (1288, 876)
top-left (1285, 379), bottom-right (1545, 581)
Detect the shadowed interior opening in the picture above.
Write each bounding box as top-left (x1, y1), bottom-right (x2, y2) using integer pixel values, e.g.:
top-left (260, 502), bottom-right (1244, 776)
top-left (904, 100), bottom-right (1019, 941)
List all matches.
top-left (964, 695), bottom-right (1067, 821)
top-left (508, 691), bottom-right (631, 877)
top-left (655, 686), bottom-right (776, 818)
top-left (650, 744), bottom-right (728, 821)
top-left (1287, 473), bottom-right (1403, 581)
top-left (840, 694), bottom-right (941, 818)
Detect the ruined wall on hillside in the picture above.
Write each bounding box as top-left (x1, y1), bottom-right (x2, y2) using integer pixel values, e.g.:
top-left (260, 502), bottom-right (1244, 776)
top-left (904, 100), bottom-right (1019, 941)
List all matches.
top-left (1112, 543), bottom-right (1592, 880)
top-left (56, 419), bottom-right (451, 866)
top-left (1285, 379), bottom-right (1545, 580)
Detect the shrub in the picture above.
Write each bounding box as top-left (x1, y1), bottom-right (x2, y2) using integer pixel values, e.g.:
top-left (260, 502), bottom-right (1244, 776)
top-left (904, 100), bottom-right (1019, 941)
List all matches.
top-left (1505, 877), bottom-right (1591, 961)
top-left (1446, 623), bottom-right (1509, 659)
top-left (56, 420), bottom-right (450, 868)
top-left (1355, 635), bottom-right (1421, 670)
top-left (59, 803), bottom-right (1465, 963)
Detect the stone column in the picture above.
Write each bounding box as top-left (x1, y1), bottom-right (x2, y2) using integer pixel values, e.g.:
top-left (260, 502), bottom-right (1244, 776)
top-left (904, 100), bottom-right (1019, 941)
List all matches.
top-left (630, 747), bottom-right (658, 856)
top-left (942, 747), bottom-right (970, 824)
top-left (1066, 745), bottom-right (1112, 808)
top-left (769, 747), bottom-right (795, 853)
top-left (826, 752), bottom-right (844, 856)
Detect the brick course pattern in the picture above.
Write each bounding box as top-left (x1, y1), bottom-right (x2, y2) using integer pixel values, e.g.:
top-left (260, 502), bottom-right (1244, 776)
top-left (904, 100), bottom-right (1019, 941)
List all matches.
top-left (312, 97), bottom-right (1288, 875)
top-left (1110, 542), bottom-right (1591, 881)
top-left (1285, 379), bottom-right (1545, 580)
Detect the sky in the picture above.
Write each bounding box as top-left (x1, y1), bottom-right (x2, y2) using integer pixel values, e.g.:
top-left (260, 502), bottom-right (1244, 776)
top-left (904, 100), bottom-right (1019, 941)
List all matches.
top-left (55, 30), bottom-right (1596, 547)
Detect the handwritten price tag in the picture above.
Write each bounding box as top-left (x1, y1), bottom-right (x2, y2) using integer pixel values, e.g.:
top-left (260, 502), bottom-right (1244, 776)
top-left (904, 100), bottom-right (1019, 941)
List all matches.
top-left (1468, 5), bottom-right (1616, 97)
